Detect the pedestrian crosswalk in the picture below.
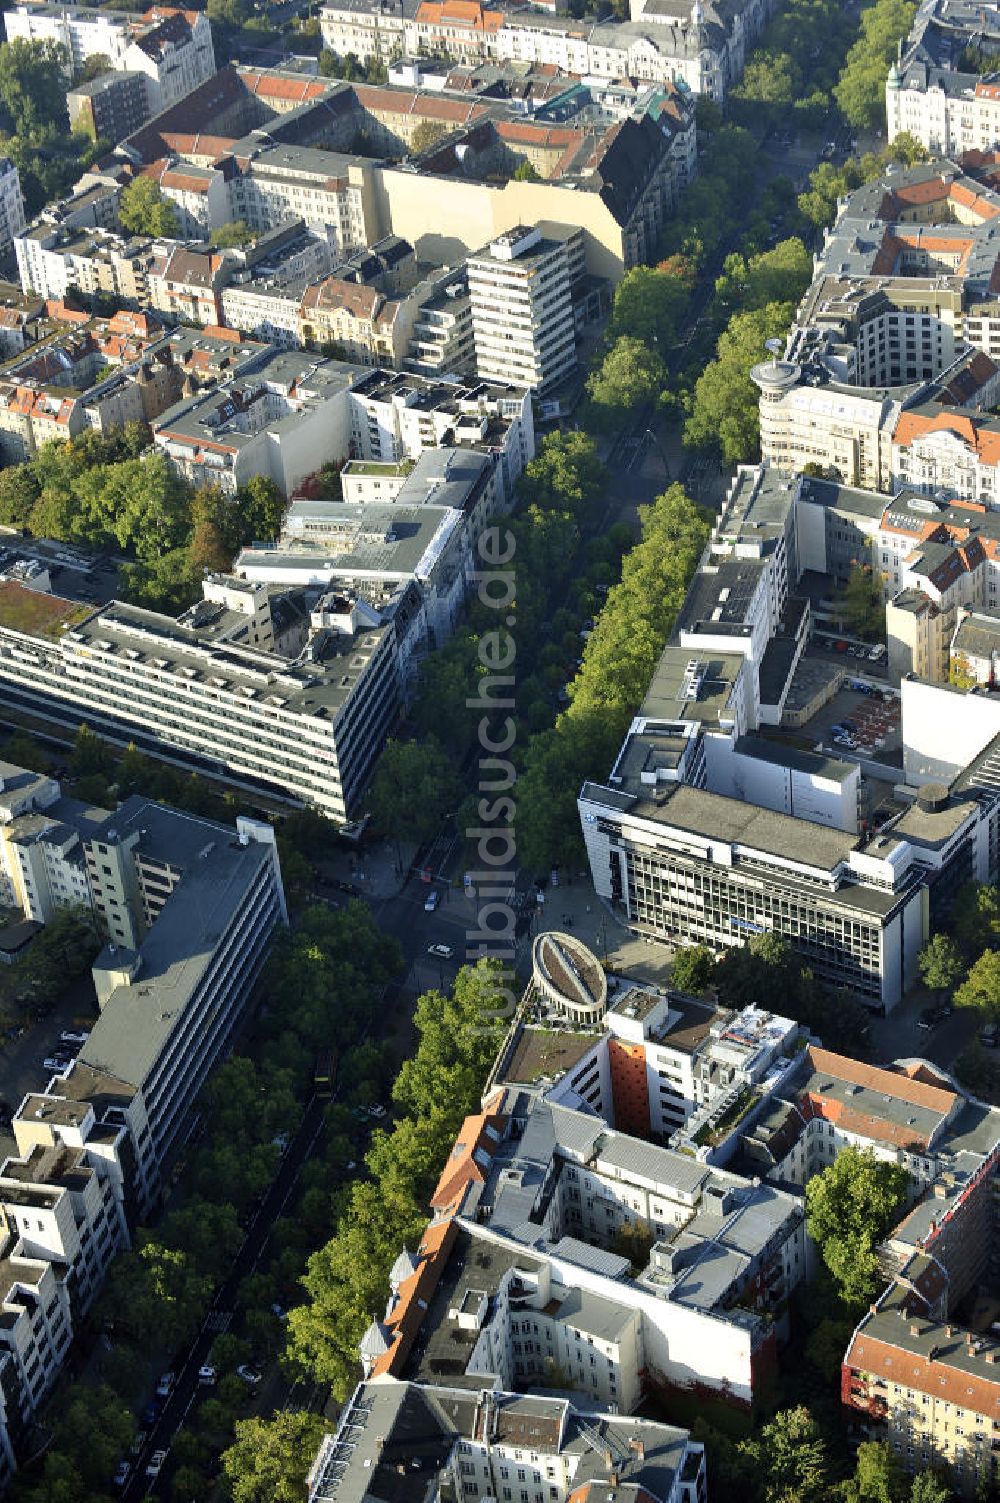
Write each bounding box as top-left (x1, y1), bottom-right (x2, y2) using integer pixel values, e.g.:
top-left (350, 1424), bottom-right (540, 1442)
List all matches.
top-left (204, 1310), bottom-right (232, 1334)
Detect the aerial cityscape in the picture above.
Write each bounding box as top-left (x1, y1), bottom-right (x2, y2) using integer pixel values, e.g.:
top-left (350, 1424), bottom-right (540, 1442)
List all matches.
top-left (3, 0), bottom-right (1000, 1498)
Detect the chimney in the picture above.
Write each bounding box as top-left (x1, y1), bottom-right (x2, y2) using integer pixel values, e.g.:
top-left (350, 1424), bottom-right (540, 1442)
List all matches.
top-left (608, 1476), bottom-right (618, 1489)
top-left (629, 1439), bottom-right (645, 1463)
top-left (910, 1324), bottom-right (920, 1335)
top-left (986, 1352), bottom-right (998, 1365)
top-left (603, 1450), bottom-right (613, 1468)
top-left (946, 1325), bottom-right (954, 1337)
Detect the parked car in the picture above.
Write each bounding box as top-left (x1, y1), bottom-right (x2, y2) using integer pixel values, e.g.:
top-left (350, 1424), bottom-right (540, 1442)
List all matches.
top-left (236, 1364), bottom-right (262, 1387)
top-left (60, 1030), bottom-right (90, 1046)
top-left (980, 1023), bottom-right (999, 1048)
top-left (155, 1371), bottom-right (175, 1399)
top-left (427, 943), bottom-right (453, 959)
top-left (271, 1303), bottom-right (288, 1321)
top-left (146, 1449), bottom-right (168, 1480)
top-left (918, 1004), bottom-right (953, 1030)
top-left (369, 1104), bottom-right (387, 1120)
top-left (197, 1365), bottom-right (217, 1386)
top-left (142, 1402), bottom-right (161, 1427)
top-left (129, 1431), bottom-right (147, 1460)
top-left (424, 889), bottom-right (440, 912)
top-left (271, 1132), bottom-right (291, 1152)
top-left (112, 1461), bottom-right (131, 1491)
top-left (42, 1056), bottom-right (71, 1072)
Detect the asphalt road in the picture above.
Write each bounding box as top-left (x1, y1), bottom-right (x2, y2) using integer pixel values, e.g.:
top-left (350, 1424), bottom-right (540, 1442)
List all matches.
top-left (122, 1090), bottom-right (329, 1502)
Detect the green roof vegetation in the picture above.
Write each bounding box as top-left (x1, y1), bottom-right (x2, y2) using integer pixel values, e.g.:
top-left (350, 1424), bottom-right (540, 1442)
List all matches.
top-left (692, 1084), bottom-right (760, 1148)
top-left (0, 582), bottom-right (93, 640)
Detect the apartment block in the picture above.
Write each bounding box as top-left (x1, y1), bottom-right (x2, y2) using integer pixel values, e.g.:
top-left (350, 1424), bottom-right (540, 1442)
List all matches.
top-left (467, 225), bottom-right (577, 392)
top-left (0, 160), bottom-right (25, 257)
top-left (307, 1381), bottom-right (707, 1503)
top-left (4, 4), bottom-right (215, 120)
top-left (0, 762), bottom-right (99, 922)
top-left (580, 779), bottom-right (928, 1010)
top-left (538, 972), bottom-right (802, 1153)
top-left (751, 161), bottom-right (1000, 490)
top-left (0, 309), bottom-right (182, 463)
top-left (839, 1087), bottom-right (1000, 1492)
top-left (883, 0), bottom-right (1000, 160)
top-left (68, 71), bottom-right (150, 145)
top-left (0, 774), bottom-right (287, 1485)
top-left (228, 148), bottom-right (378, 259)
top-left (116, 65), bottom-right (695, 285)
top-left (362, 1086), bottom-right (804, 1408)
top-left (404, 269), bottom-right (475, 377)
top-left (345, 369), bottom-right (534, 501)
top-left (236, 446), bottom-right (505, 683)
top-left (320, 0), bottom-right (772, 100)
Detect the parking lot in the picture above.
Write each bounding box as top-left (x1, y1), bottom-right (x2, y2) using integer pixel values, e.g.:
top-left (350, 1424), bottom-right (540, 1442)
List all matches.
top-left (0, 975), bottom-right (98, 1157)
top-left (797, 683), bottom-right (902, 759)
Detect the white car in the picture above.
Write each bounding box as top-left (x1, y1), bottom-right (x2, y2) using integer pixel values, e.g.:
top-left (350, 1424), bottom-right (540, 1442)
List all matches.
top-left (427, 943), bottom-right (453, 959)
top-left (197, 1365), bottom-right (216, 1386)
top-left (60, 1030), bottom-right (90, 1046)
top-left (146, 1449), bottom-right (168, 1480)
top-left (236, 1364), bottom-right (262, 1387)
top-left (43, 1056), bottom-right (71, 1072)
top-left (155, 1371), bottom-right (174, 1399)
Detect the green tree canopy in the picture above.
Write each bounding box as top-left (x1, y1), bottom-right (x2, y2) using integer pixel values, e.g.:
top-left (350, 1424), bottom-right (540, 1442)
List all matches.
top-left (834, 0), bottom-right (917, 127)
top-left (741, 1406), bottom-right (831, 1503)
top-left (587, 336), bottom-right (666, 418)
top-left (221, 1412), bottom-right (327, 1503)
top-left (670, 944), bottom-right (716, 995)
top-left (951, 881), bottom-right (1000, 956)
top-left (365, 737), bottom-right (461, 846)
top-left (518, 430), bottom-right (608, 524)
top-left (515, 485), bottom-right (709, 870)
top-left (610, 265), bottom-right (689, 348)
top-left (714, 238), bottom-right (813, 315)
top-left (210, 219), bottom-right (254, 248)
top-left (842, 1440), bottom-right (907, 1503)
top-left (119, 175), bottom-right (180, 238)
top-left (805, 1147), bottom-right (910, 1307)
top-left (840, 562), bottom-right (883, 639)
top-left (954, 948), bottom-right (1000, 1020)
top-left (410, 119), bottom-right (447, 153)
top-left (684, 301), bottom-right (793, 462)
top-left (0, 38), bottom-right (68, 136)
top-left (918, 934), bottom-right (964, 996)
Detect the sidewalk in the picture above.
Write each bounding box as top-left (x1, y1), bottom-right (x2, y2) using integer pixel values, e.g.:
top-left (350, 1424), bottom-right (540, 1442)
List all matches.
top-left (316, 836), bottom-right (418, 901)
top-left (449, 873), bottom-right (677, 988)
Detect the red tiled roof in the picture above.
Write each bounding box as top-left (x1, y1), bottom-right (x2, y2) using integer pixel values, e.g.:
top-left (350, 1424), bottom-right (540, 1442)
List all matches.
top-left (239, 70), bottom-right (331, 104)
top-left (893, 408), bottom-right (1000, 464)
top-left (845, 1327), bottom-right (1000, 1413)
top-left (430, 1107), bottom-right (506, 1214)
top-left (806, 1047), bottom-right (957, 1114)
top-left (368, 1217), bottom-right (457, 1379)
